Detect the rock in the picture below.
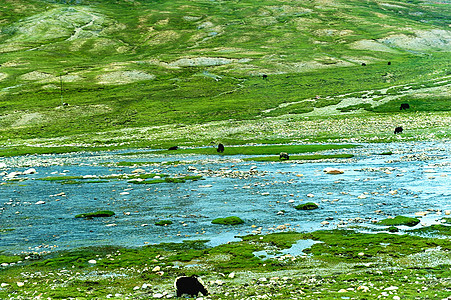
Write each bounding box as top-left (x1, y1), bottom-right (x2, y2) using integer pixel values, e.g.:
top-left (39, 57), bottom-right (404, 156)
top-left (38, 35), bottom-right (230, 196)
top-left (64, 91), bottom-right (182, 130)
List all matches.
top-left (88, 260), bottom-right (97, 264)
top-left (0, 162), bottom-right (6, 169)
top-left (152, 266), bottom-right (161, 272)
top-left (35, 201), bottom-right (46, 205)
top-left (131, 169), bottom-right (146, 174)
top-left (415, 211), bottom-right (428, 217)
top-left (357, 285), bottom-right (369, 292)
top-left (384, 286), bottom-right (398, 291)
top-left (307, 193), bottom-right (315, 198)
top-left (323, 167), bottom-right (344, 174)
top-left (153, 293), bottom-right (164, 299)
top-left (445, 210), bottom-right (451, 215)
top-left (388, 190), bottom-right (398, 195)
top-left (228, 272), bottom-right (235, 279)
top-left (23, 168), bottom-right (37, 175)
top-left (17, 282), bottom-right (25, 287)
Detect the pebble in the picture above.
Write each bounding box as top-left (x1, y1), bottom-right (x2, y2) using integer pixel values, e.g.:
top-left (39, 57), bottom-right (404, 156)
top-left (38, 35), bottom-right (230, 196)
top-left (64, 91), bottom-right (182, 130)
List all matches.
top-left (35, 201), bottom-right (46, 205)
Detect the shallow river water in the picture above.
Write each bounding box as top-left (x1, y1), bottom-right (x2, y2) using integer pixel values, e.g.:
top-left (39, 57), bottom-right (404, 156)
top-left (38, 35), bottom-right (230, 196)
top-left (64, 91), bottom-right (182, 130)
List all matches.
top-left (1, 142), bottom-right (450, 255)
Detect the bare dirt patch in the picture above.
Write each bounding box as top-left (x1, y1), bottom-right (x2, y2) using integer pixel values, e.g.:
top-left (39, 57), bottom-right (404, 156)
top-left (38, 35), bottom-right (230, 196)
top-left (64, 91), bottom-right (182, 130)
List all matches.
top-left (96, 71), bottom-right (155, 85)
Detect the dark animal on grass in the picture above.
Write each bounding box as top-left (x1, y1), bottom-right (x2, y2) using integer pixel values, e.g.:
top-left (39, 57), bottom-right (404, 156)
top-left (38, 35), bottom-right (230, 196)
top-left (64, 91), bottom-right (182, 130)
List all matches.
top-left (388, 61), bottom-right (391, 65)
top-left (279, 152), bottom-right (289, 160)
top-left (361, 63), bottom-right (366, 66)
top-left (400, 103), bottom-right (410, 110)
top-left (168, 146), bottom-right (178, 150)
top-left (394, 126), bottom-right (403, 134)
top-left (174, 275), bottom-right (208, 298)
top-left (262, 74), bottom-right (268, 79)
top-left (217, 143), bottom-right (225, 153)
top-left (62, 102), bottom-right (69, 106)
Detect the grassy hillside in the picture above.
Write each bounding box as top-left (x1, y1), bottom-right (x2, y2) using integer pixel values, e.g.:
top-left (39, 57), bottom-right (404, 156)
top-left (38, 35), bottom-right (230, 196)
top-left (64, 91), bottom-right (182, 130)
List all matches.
top-left (0, 0), bottom-right (450, 149)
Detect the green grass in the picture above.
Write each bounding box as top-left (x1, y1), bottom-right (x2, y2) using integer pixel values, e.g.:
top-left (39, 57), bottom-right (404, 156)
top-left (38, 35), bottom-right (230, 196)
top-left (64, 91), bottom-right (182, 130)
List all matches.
top-left (377, 216), bottom-right (421, 227)
top-left (244, 153), bottom-right (354, 162)
top-left (0, 0), bottom-right (450, 151)
top-left (149, 144), bottom-right (357, 156)
top-left (1, 230), bottom-right (451, 298)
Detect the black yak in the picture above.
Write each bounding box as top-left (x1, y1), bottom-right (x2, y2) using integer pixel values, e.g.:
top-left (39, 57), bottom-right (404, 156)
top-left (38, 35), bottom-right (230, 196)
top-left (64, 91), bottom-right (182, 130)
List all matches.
top-left (394, 126), bottom-right (403, 134)
top-left (174, 275), bottom-right (208, 298)
top-left (400, 103), bottom-right (410, 110)
top-left (217, 143), bottom-right (225, 153)
top-left (279, 152), bottom-right (289, 160)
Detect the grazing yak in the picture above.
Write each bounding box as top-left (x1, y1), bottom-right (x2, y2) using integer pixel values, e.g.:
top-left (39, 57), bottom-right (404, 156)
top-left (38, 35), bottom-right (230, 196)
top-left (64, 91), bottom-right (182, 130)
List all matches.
top-left (279, 152), bottom-right (289, 160)
top-left (400, 103), bottom-right (410, 110)
top-left (174, 275), bottom-right (208, 298)
top-left (168, 146), bottom-right (178, 150)
top-left (217, 143), bottom-right (225, 153)
top-left (394, 126), bottom-right (403, 134)
top-left (262, 74), bottom-right (268, 79)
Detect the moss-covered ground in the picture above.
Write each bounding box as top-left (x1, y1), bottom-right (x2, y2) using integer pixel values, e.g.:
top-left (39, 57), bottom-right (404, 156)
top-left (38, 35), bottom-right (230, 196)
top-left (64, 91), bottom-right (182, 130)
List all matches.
top-left (1, 230), bottom-right (450, 299)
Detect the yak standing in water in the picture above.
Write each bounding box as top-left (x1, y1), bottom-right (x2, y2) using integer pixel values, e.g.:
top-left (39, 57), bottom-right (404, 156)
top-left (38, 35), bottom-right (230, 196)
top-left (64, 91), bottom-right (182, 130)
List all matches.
top-left (217, 143), bottom-right (225, 153)
top-left (279, 152), bottom-right (289, 160)
top-left (174, 275), bottom-right (208, 298)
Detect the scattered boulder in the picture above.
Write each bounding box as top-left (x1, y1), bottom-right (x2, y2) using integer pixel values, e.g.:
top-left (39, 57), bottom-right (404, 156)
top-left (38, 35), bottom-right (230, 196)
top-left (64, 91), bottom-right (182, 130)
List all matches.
top-left (211, 216), bottom-right (244, 225)
top-left (295, 202), bottom-right (319, 210)
top-left (23, 168), bottom-right (37, 175)
top-left (75, 210), bottom-right (115, 218)
top-left (323, 167), bottom-right (344, 174)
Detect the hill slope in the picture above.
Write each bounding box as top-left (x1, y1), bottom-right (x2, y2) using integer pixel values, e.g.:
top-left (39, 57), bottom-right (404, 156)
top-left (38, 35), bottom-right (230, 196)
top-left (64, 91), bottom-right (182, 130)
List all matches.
top-left (0, 0), bottom-right (450, 148)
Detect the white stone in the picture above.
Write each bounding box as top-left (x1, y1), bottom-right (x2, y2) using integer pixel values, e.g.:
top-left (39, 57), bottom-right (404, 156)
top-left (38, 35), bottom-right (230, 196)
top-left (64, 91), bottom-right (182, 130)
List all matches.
top-left (307, 193), bottom-right (315, 198)
top-left (153, 293), bottom-right (164, 298)
top-left (152, 266), bottom-right (161, 272)
top-left (17, 282), bottom-right (25, 287)
top-left (228, 272), bottom-right (235, 279)
top-left (23, 168), bottom-right (37, 175)
top-left (88, 260), bottom-right (97, 264)
top-left (1, 283), bottom-right (9, 287)
top-left (384, 286), bottom-right (398, 291)
top-left (0, 163), bottom-right (6, 169)
top-left (35, 201), bottom-right (46, 205)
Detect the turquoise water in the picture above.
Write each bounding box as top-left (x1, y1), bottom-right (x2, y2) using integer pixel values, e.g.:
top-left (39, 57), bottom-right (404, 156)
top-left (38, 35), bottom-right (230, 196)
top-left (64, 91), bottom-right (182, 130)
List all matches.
top-left (0, 142), bottom-right (449, 254)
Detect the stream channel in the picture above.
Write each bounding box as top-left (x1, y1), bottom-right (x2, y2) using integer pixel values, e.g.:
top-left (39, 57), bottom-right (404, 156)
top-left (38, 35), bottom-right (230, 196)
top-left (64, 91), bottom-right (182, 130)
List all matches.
top-left (1, 142), bottom-right (450, 255)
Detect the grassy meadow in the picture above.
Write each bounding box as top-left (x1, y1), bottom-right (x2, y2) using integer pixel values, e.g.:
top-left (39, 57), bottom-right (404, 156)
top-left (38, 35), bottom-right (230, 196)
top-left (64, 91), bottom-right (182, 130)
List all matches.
top-left (0, 0), bottom-right (450, 152)
top-left (0, 0), bottom-right (451, 298)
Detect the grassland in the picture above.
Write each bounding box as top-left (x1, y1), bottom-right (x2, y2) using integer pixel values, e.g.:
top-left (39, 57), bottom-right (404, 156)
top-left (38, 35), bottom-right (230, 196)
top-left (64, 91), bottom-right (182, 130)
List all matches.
top-left (0, 0), bottom-right (450, 298)
top-left (1, 229), bottom-right (450, 299)
top-left (0, 0), bottom-right (450, 154)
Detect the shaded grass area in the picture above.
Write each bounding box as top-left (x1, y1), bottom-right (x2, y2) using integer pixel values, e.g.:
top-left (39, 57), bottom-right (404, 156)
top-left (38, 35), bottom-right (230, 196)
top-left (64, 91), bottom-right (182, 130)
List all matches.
top-left (1, 230), bottom-right (450, 298)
